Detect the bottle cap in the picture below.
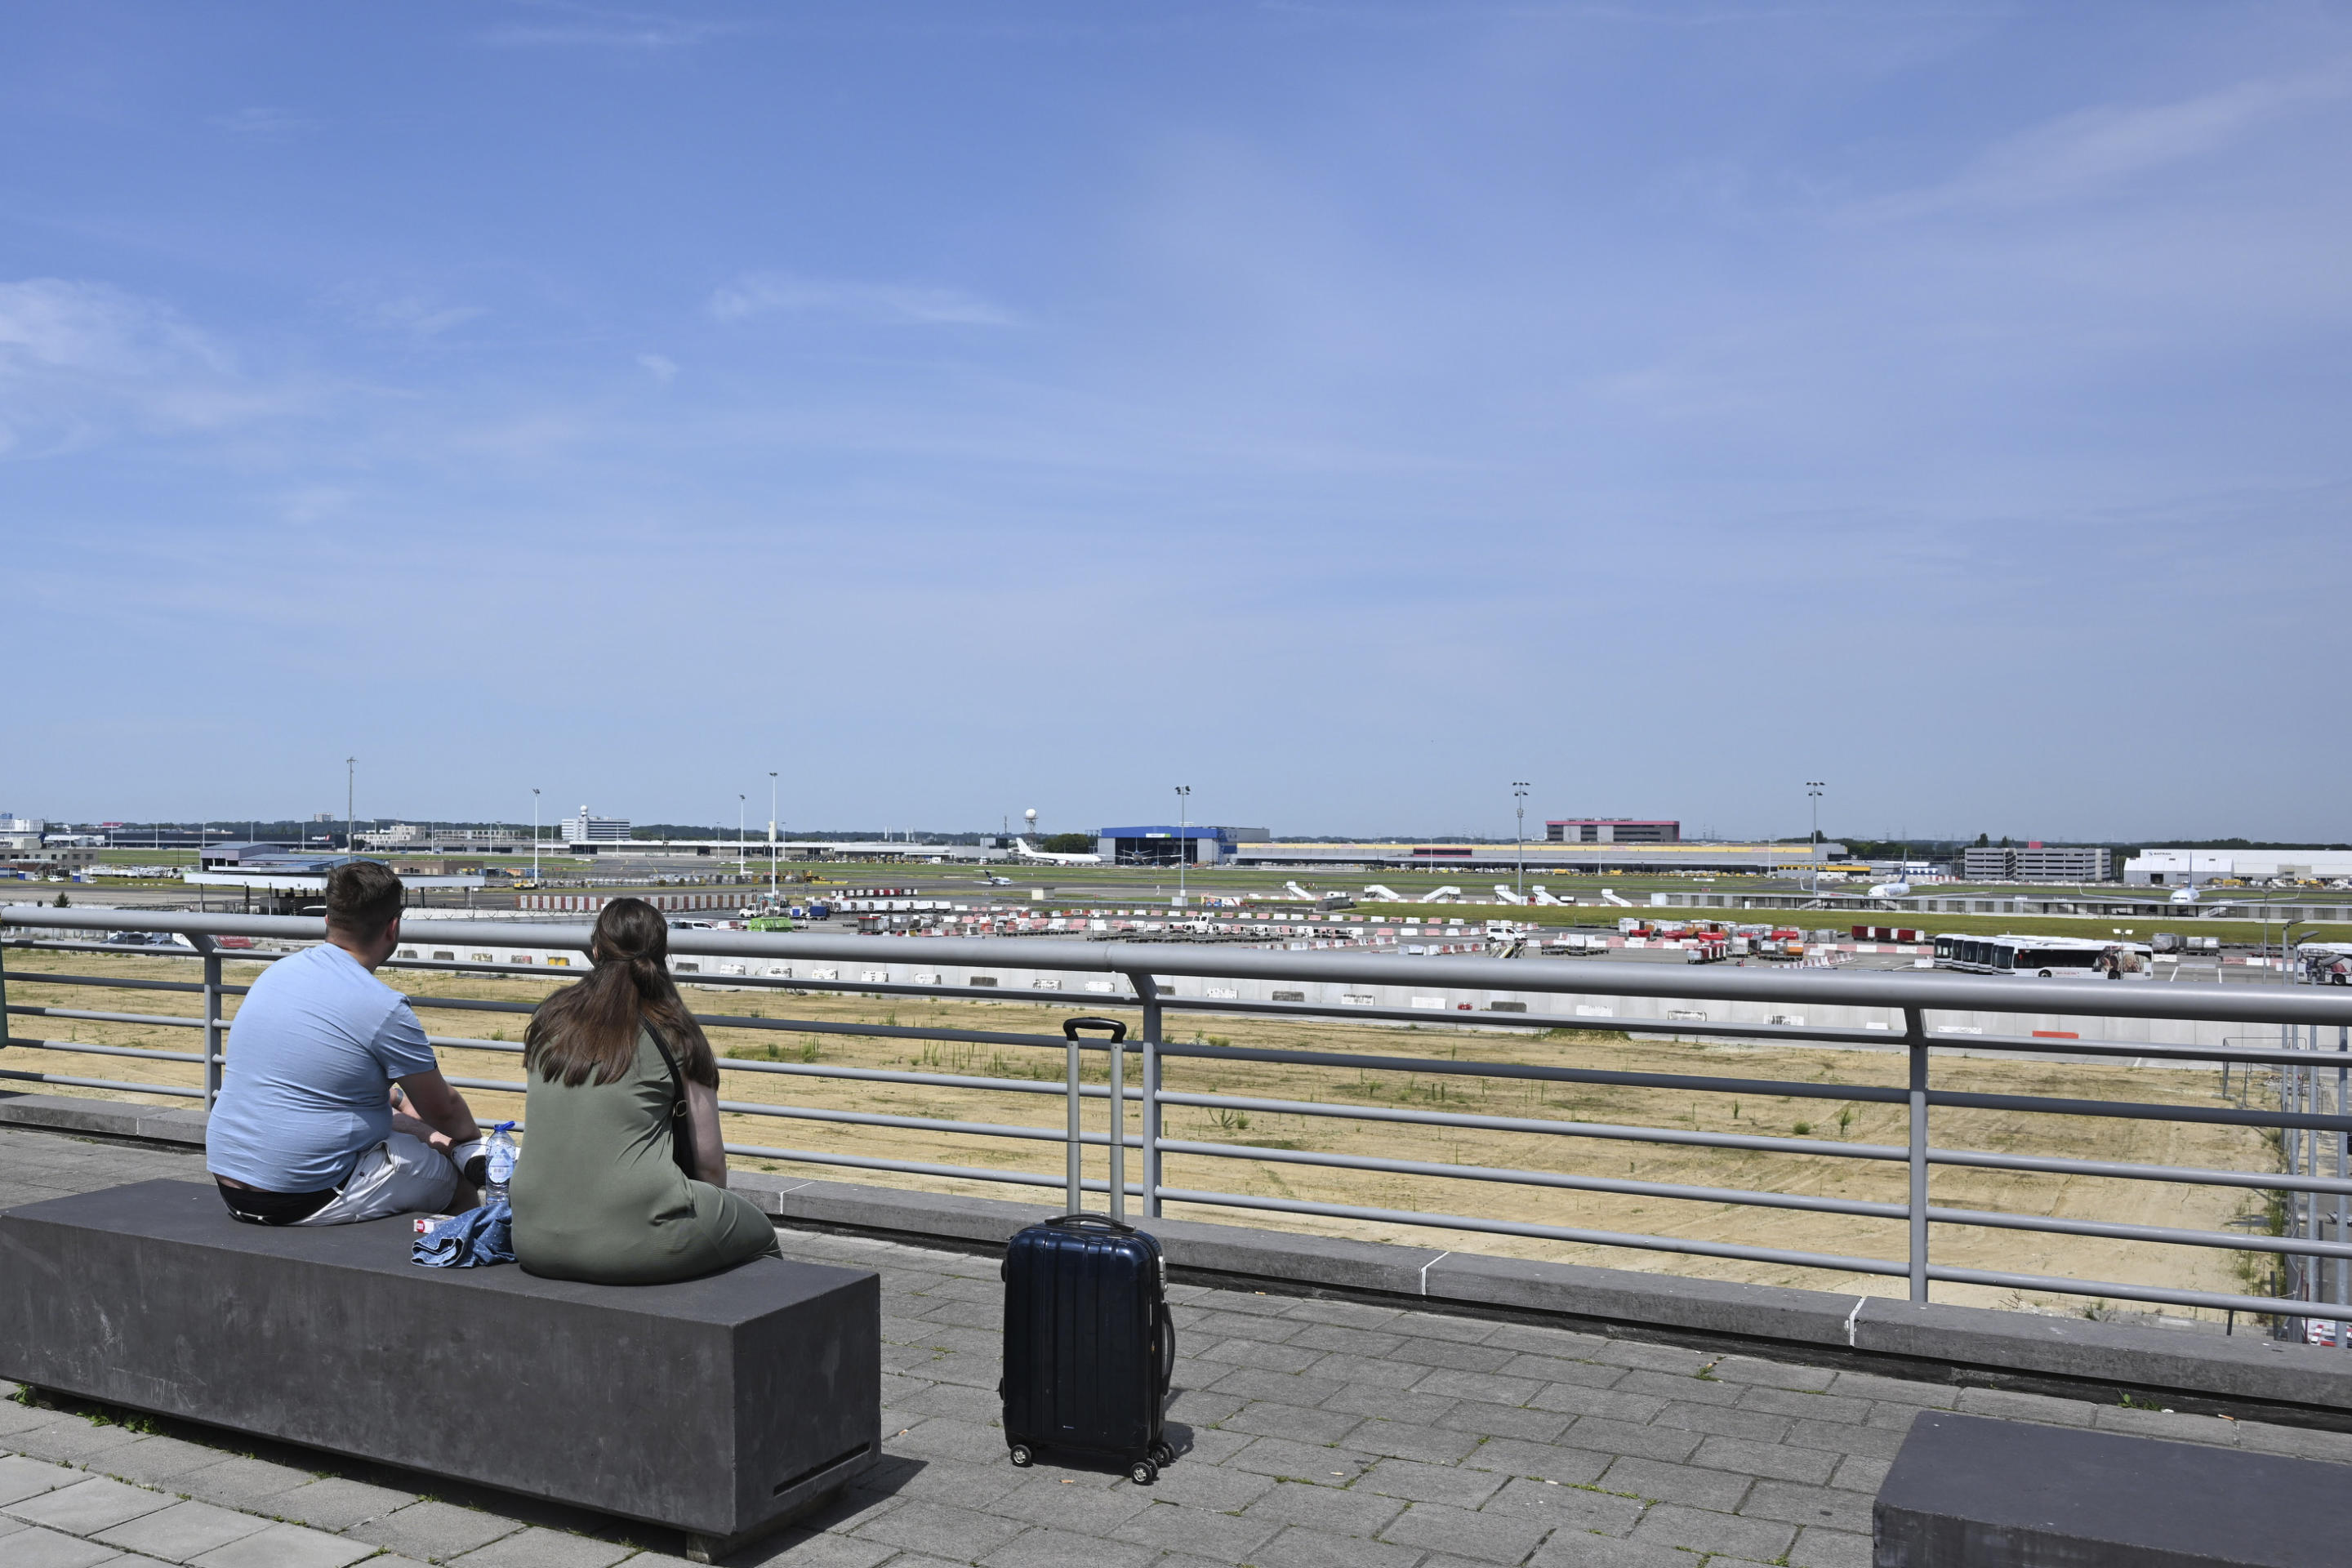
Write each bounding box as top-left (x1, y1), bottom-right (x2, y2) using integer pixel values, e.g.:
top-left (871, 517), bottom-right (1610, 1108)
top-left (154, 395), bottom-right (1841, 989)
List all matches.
top-left (493, 1120), bottom-right (516, 1132)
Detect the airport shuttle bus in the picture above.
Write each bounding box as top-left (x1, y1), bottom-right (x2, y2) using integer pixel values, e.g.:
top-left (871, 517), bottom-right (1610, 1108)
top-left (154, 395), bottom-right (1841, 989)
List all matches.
top-left (1933, 933), bottom-right (2148, 978)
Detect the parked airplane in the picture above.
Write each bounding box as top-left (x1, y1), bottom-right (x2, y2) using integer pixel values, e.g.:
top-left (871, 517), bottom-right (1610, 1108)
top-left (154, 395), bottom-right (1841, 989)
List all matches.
top-left (1010, 837), bottom-right (1102, 866)
top-left (1867, 881), bottom-right (1913, 900)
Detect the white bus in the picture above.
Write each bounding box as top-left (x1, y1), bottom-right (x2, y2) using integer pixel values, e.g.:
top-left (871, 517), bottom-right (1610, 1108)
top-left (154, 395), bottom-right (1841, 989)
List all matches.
top-left (1933, 933), bottom-right (2148, 978)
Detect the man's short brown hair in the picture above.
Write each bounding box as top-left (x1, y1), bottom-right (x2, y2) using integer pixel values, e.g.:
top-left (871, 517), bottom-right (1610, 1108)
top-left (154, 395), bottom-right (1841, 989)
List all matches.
top-left (326, 861), bottom-right (404, 937)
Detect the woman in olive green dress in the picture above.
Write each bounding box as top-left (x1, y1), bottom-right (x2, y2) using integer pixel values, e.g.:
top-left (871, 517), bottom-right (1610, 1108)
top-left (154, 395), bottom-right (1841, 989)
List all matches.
top-left (510, 898), bottom-right (779, 1284)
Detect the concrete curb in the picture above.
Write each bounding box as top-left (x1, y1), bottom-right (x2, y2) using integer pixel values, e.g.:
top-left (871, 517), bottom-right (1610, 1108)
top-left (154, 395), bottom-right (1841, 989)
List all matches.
top-left (10, 1090), bottom-right (2350, 1420)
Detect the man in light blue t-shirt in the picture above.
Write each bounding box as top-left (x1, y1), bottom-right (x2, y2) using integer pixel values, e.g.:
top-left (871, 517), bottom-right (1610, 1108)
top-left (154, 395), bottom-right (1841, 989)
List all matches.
top-left (207, 862), bottom-right (484, 1225)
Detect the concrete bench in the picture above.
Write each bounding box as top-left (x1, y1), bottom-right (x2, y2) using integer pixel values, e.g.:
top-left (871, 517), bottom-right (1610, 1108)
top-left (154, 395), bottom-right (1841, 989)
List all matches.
top-left (1875, 1410), bottom-right (2352, 1568)
top-left (0, 1179), bottom-right (880, 1562)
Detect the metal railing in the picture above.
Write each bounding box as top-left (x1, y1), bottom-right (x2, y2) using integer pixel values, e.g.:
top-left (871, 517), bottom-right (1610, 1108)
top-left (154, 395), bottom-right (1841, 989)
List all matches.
top-left (8, 905), bottom-right (2352, 1331)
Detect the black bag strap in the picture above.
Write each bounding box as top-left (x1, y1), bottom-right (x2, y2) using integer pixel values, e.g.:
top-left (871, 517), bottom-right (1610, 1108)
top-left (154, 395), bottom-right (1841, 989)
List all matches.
top-left (644, 1022), bottom-right (699, 1178)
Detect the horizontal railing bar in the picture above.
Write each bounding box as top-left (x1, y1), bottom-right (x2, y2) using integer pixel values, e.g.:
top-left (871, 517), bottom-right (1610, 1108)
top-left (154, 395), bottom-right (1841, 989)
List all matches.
top-left (715, 1098), bottom-right (1137, 1146)
top-left (1927, 1148), bottom-right (2352, 1198)
top-left (15, 909), bottom-right (2352, 1025)
top-left (1153, 1138), bottom-right (1908, 1218)
top-left (1922, 1205), bottom-right (2352, 1261)
top-left (1, 972), bottom-right (214, 995)
top-left (1156, 1039), bottom-right (1908, 1104)
top-left (1152, 1186), bottom-right (1909, 1276)
top-left (719, 1141), bottom-right (1141, 1195)
top-left (6, 1005), bottom-right (205, 1030)
top-left (1925, 1087), bottom-right (2352, 1134)
top-left (0, 1036), bottom-right (207, 1064)
top-left (1921, 1265), bottom-right (2333, 1321)
top-left (0, 1067), bottom-right (203, 1098)
top-left (711, 1058), bottom-right (1078, 1097)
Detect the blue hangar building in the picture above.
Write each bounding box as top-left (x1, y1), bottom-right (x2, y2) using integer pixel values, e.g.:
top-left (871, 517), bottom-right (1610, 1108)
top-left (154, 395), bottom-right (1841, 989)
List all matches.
top-left (1096, 826), bottom-right (1268, 867)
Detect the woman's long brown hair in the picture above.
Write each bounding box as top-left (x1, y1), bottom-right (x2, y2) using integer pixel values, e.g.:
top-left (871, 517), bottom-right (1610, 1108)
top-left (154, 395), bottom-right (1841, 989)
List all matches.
top-left (524, 898), bottom-right (718, 1088)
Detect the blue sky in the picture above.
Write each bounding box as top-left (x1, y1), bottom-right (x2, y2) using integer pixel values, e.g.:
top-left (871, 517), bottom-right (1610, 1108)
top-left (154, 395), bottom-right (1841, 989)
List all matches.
top-left (5, 2), bottom-right (2349, 843)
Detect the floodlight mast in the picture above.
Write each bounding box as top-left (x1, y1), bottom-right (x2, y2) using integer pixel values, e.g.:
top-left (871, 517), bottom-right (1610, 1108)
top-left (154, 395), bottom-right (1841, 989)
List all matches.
top-left (1512, 782), bottom-right (1530, 898)
top-left (1806, 782), bottom-right (1826, 896)
top-left (345, 757), bottom-right (355, 860)
top-left (531, 789), bottom-right (540, 886)
top-left (737, 795), bottom-right (746, 877)
top-left (768, 773), bottom-right (778, 898)
top-left (1174, 786), bottom-right (1192, 908)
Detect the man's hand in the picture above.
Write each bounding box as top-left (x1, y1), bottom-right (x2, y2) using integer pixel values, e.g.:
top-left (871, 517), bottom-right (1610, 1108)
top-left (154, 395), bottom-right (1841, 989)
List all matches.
top-left (394, 1067), bottom-right (481, 1149)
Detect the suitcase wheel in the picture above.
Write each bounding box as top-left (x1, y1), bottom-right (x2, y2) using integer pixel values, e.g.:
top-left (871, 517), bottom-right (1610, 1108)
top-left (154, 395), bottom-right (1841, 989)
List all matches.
top-left (1128, 1458), bottom-right (1159, 1486)
top-left (1009, 1444), bottom-right (1035, 1468)
top-left (1149, 1441), bottom-right (1174, 1468)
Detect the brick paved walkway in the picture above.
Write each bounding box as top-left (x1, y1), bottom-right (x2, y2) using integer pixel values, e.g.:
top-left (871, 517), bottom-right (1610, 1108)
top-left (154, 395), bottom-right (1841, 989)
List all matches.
top-left (6, 1124), bottom-right (2351, 1567)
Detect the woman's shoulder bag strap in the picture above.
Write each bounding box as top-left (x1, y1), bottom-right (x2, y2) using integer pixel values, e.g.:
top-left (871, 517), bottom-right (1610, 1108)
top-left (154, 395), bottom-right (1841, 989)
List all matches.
top-left (642, 1022), bottom-right (700, 1178)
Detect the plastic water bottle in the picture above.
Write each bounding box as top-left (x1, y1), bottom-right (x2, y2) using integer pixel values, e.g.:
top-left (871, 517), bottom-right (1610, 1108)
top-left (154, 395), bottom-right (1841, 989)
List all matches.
top-left (484, 1121), bottom-right (519, 1205)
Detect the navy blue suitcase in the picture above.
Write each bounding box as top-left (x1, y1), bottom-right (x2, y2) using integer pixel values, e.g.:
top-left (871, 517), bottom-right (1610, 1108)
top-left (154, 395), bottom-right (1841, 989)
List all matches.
top-left (1000, 1018), bottom-right (1176, 1482)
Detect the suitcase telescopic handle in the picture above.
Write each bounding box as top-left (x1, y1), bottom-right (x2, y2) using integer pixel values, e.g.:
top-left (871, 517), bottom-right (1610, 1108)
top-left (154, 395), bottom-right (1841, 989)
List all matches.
top-left (1044, 1212), bottom-right (1135, 1232)
top-left (1063, 1016), bottom-right (1129, 1042)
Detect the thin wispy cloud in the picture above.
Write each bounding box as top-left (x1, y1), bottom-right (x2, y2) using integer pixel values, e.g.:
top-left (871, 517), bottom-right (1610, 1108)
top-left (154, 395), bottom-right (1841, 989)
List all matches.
top-left (635, 353), bottom-right (679, 383)
top-left (707, 273), bottom-right (1017, 327)
top-left (1870, 64), bottom-right (2352, 217)
top-left (481, 1), bottom-right (732, 49)
top-left (0, 278), bottom-right (265, 456)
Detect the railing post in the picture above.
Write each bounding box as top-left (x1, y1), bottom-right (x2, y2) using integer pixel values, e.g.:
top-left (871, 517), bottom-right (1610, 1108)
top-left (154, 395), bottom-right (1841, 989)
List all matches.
top-left (191, 936), bottom-right (222, 1110)
top-left (1905, 1005), bottom-right (1929, 1303)
top-left (1135, 972), bottom-right (1162, 1221)
top-left (1108, 1020), bottom-right (1126, 1226)
top-left (1066, 1019), bottom-right (1082, 1214)
top-left (2338, 1023), bottom-right (2348, 1347)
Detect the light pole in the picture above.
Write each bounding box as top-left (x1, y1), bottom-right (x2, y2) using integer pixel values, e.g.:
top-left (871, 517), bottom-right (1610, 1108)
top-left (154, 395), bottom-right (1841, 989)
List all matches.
top-left (1174, 786), bottom-right (1192, 908)
top-left (345, 757), bottom-right (356, 860)
top-left (1806, 782), bottom-right (1825, 895)
top-left (737, 795), bottom-right (746, 878)
top-left (530, 789), bottom-right (541, 887)
top-left (1512, 782), bottom-right (1530, 898)
top-left (768, 772), bottom-right (778, 899)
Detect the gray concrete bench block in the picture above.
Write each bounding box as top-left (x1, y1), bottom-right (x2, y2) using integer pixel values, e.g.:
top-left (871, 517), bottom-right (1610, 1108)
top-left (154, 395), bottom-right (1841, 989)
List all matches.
top-left (1875, 1410), bottom-right (2352, 1567)
top-left (0, 1179), bottom-right (880, 1561)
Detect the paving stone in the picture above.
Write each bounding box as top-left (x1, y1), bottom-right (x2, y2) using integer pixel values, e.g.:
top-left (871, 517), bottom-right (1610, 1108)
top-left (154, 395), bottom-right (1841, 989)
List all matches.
top-left (1588, 1342), bottom-right (1713, 1376)
top-left (1479, 1325), bottom-right (1609, 1360)
top-left (894, 1415), bottom-right (1007, 1465)
top-left (1649, 1401), bottom-right (1791, 1442)
top-left (1164, 1426), bottom-right (1257, 1468)
top-left (1782, 1418), bottom-right (1910, 1459)
top-left (712, 1530), bottom-right (895, 1568)
top-left (1525, 1383), bottom-right (1667, 1423)
top-left (1107, 1501), bottom-right (1285, 1565)
top-left (1739, 1478), bottom-right (1872, 1535)
top-left (1478, 1477), bottom-right (1644, 1537)
top-left (1164, 1391), bottom-right (1246, 1428)
top-left (1246, 1523), bottom-right (1423, 1568)
top-left (188, 1520), bottom-right (380, 1568)
top-left (1241, 1479), bottom-right (1405, 1536)
top-left (1276, 1300), bottom-right (1404, 1330)
top-left (0, 1454), bottom-right (80, 1507)
top-left (982, 1474), bottom-right (1159, 1535)
top-left (1222, 1439), bottom-right (1372, 1486)
top-left (1434, 1403), bottom-right (1572, 1444)
top-left (1408, 1370), bottom-right (1546, 1408)
top-left (1557, 1418), bottom-right (1699, 1465)
top-left (6, 1477), bottom-right (176, 1535)
top-left (1341, 1420), bottom-right (1483, 1465)
top-left (1290, 1354), bottom-right (1429, 1393)
top-left (165, 1456), bottom-right (314, 1512)
top-left (91, 1437), bottom-right (229, 1488)
top-left (1709, 1356), bottom-right (1835, 1392)
top-left (443, 1526), bottom-right (638, 1566)
top-left (886, 1455), bottom-right (1027, 1510)
top-left (1828, 1454), bottom-right (1889, 1494)
top-left (1735, 1387), bottom-right (1871, 1423)
top-left (7, 1416), bottom-right (150, 1467)
top-left (1196, 1339), bottom-right (1325, 1375)
top-left (1824, 1371), bottom-right (1956, 1408)
top-left (1689, 1435), bottom-right (1839, 1486)
top-left (1223, 1403), bottom-right (1364, 1447)
top-left (0, 1400), bottom-right (70, 1438)
top-left (897, 1380), bottom-right (1004, 1423)
top-left (1197, 1294), bottom-right (1295, 1319)
top-left (1355, 1458), bottom-right (1505, 1510)
top-left (1626, 1502), bottom-right (1794, 1561)
top-left (1491, 1356), bottom-right (1622, 1390)
top-left (0, 1524), bottom-right (127, 1568)
top-left (1597, 1456), bottom-right (1751, 1511)
top-left (1457, 1437), bottom-right (1607, 1486)
top-left (1864, 1401), bottom-right (1931, 1432)
top-left (1524, 1532), bottom-right (1697, 1568)
top-left (1391, 1312), bottom-right (1499, 1345)
top-left (849, 1498), bottom-right (1029, 1560)
top-left (1318, 1385), bottom-right (1460, 1427)
top-left (1128, 1460), bottom-right (1276, 1513)
top-left (1949, 1387), bottom-right (2096, 1427)
top-left (265, 1477), bottom-right (421, 1532)
top-left (1188, 1312), bottom-right (1307, 1344)
top-left (1285, 1325), bottom-right (1407, 1358)
top-left (1387, 1339), bottom-right (1518, 1375)
top-left (1205, 1369), bottom-right (1351, 1409)
top-left (93, 1499), bottom-right (272, 1561)
top-left (1611, 1370), bottom-right (1744, 1408)
top-left (345, 1499), bottom-right (523, 1560)
top-left (2238, 1420), bottom-right (2352, 1463)
top-left (2087, 1405), bottom-right (2242, 1445)
top-left (1788, 1524), bottom-right (1874, 1568)
top-left (1379, 1500), bottom-right (1556, 1564)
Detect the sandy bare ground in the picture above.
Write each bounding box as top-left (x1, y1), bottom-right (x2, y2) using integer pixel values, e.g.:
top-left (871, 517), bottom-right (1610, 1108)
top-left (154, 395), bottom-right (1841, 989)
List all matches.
top-left (1, 950), bottom-right (2287, 1319)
